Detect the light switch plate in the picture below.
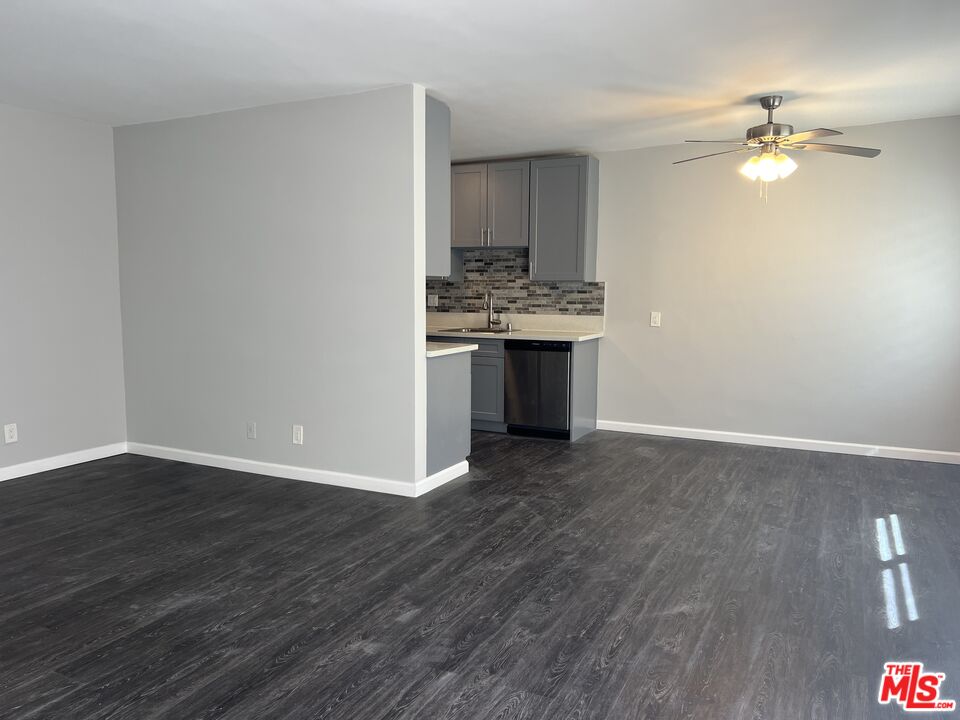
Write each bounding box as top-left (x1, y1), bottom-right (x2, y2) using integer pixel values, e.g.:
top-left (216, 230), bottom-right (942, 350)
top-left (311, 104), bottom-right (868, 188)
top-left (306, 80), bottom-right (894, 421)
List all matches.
top-left (4, 423), bottom-right (18, 444)
top-left (650, 311), bottom-right (662, 328)
top-left (427, 294), bottom-right (439, 307)
top-left (246, 421), bottom-right (257, 440)
top-left (292, 424), bottom-right (304, 445)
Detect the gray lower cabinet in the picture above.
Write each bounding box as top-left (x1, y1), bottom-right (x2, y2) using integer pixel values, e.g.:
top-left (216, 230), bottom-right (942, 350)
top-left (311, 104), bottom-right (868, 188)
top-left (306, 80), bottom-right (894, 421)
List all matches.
top-left (529, 155), bottom-right (599, 282)
top-left (452, 161), bottom-right (529, 248)
top-left (427, 335), bottom-right (597, 439)
top-left (428, 337), bottom-right (505, 425)
top-left (426, 351), bottom-right (472, 475)
top-left (470, 355), bottom-right (504, 422)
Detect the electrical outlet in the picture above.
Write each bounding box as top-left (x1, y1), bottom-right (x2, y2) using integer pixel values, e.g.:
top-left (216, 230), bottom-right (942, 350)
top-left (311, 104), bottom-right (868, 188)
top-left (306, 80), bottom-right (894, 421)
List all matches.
top-left (246, 421), bottom-right (257, 440)
top-left (4, 423), bottom-right (18, 444)
top-left (650, 311), bottom-right (662, 328)
top-left (292, 424), bottom-right (304, 445)
top-left (427, 294), bottom-right (439, 308)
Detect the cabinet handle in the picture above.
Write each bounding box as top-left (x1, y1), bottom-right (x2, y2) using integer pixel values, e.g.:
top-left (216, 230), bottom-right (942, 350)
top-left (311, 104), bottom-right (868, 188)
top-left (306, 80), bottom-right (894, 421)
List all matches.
top-left (481, 228), bottom-right (487, 246)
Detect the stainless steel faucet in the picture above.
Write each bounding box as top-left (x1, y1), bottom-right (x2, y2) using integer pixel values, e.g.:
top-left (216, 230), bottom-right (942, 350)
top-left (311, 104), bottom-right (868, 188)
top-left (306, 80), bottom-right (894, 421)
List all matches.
top-left (483, 291), bottom-right (501, 328)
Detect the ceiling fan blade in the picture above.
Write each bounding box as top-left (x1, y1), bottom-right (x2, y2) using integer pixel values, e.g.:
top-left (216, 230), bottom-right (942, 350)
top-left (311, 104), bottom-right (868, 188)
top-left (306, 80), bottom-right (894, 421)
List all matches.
top-left (784, 142), bottom-right (881, 158)
top-left (684, 139), bottom-right (747, 144)
top-left (673, 147), bottom-right (752, 165)
top-left (779, 128), bottom-right (842, 144)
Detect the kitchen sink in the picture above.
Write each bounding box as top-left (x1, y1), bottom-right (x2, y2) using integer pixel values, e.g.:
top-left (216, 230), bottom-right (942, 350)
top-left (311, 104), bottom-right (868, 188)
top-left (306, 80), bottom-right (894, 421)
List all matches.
top-left (437, 327), bottom-right (512, 334)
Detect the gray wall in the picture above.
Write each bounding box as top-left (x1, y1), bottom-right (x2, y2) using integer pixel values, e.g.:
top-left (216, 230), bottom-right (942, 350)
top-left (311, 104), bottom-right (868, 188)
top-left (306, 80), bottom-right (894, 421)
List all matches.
top-left (0, 102), bottom-right (127, 469)
top-left (597, 115), bottom-right (960, 453)
top-left (115, 85), bottom-right (426, 484)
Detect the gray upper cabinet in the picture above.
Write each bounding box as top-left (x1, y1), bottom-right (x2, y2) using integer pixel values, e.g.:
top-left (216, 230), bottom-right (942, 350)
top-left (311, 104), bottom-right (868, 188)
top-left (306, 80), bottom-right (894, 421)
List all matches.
top-left (529, 155), bottom-right (599, 282)
top-left (488, 161), bottom-right (529, 247)
top-left (425, 96), bottom-right (452, 277)
top-left (452, 164), bottom-right (487, 248)
top-left (452, 160), bottom-right (529, 248)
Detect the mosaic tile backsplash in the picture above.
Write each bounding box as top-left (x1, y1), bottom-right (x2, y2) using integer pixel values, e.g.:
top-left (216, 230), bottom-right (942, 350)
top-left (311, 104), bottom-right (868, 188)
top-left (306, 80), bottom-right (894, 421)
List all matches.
top-left (426, 249), bottom-right (605, 315)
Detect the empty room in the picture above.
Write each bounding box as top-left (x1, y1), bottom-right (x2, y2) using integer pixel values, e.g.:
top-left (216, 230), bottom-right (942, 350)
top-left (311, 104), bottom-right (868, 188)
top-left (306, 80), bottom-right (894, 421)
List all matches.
top-left (1, 1), bottom-right (958, 718)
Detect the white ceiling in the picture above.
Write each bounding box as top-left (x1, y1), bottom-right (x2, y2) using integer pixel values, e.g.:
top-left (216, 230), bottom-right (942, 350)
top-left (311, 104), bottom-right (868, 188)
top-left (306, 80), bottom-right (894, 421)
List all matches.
top-left (2, 0), bottom-right (959, 159)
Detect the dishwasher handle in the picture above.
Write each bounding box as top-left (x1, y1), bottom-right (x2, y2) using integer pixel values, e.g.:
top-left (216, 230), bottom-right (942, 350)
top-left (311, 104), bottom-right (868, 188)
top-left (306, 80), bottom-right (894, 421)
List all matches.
top-left (504, 340), bottom-right (572, 353)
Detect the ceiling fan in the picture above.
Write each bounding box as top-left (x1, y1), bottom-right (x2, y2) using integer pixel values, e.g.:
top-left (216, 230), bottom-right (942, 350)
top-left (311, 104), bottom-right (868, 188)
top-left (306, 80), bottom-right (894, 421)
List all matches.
top-left (674, 95), bottom-right (881, 182)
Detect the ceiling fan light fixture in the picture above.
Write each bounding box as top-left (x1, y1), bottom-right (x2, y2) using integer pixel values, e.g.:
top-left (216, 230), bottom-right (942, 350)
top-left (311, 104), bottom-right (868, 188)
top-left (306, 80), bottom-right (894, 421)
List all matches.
top-left (774, 151), bottom-right (798, 178)
top-left (678, 96), bottom-right (880, 182)
top-left (739, 150), bottom-right (798, 182)
top-left (756, 153), bottom-right (780, 182)
top-left (739, 154), bottom-right (761, 181)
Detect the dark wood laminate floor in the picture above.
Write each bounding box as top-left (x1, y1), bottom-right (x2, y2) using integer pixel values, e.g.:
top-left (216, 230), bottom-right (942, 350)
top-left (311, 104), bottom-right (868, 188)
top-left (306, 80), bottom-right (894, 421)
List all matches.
top-left (1, 431), bottom-right (959, 719)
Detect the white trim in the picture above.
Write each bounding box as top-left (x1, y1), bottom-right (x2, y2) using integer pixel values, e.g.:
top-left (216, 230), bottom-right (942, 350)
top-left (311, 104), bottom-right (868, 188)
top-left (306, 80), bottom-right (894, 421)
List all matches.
top-left (0, 442), bottom-right (128, 482)
top-left (596, 420), bottom-right (960, 465)
top-left (2, 441), bottom-right (471, 497)
top-left (126, 443), bottom-right (419, 496)
top-left (415, 460), bottom-right (469, 497)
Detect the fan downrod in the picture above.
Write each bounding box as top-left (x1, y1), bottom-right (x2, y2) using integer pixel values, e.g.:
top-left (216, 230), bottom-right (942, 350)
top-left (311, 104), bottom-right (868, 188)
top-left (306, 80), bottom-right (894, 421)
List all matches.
top-left (746, 95), bottom-right (792, 143)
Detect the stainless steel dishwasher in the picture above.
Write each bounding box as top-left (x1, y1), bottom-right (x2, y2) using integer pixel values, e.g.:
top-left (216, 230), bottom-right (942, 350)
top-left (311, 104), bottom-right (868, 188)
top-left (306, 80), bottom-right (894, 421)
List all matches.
top-left (504, 340), bottom-right (572, 439)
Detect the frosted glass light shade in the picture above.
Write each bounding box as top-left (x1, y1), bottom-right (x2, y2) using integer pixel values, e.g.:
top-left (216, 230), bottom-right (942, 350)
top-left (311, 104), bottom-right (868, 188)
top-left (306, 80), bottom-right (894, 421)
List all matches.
top-left (775, 151), bottom-right (798, 178)
top-left (739, 155), bottom-right (761, 180)
top-left (739, 150), bottom-right (798, 181)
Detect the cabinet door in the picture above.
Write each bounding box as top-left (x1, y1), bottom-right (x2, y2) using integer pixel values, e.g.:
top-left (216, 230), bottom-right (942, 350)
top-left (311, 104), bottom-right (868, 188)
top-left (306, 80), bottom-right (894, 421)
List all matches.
top-left (471, 356), bottom-right (504, 422)
top-left (530, 156), bottom-right (595, 281)
top-left (425, 96), bottom-right (452, 277)
top-left (452, 164), bottom-right (487, 248)
top-left (488, 161), bottom-right (529, 247)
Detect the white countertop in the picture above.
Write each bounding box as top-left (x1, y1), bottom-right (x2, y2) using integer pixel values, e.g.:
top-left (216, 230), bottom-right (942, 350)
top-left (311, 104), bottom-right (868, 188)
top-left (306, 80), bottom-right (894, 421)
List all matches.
top-left (428, 328), bottom-right (603, 342)
top-left (426, 341), bottom-right (479, 358)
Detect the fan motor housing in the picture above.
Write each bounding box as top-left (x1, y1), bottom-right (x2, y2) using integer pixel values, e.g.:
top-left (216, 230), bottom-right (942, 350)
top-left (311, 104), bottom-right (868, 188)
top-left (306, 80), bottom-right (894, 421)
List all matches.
top-left (746, 122), bottom-right (794, 143)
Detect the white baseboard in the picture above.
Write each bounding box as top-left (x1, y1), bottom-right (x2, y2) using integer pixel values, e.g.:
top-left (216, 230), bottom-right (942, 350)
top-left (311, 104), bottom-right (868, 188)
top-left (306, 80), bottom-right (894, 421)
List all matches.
top-left (0, 442), bottom-right (128, 482)
top-left (2, 440), bottom-right (471, 497)
top-left (415, 461), bottom-right (469, 497)
top-left (126, 442), bottom-right (423, 496)
top-left (597, 420), bottom-right (960, 465)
